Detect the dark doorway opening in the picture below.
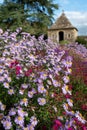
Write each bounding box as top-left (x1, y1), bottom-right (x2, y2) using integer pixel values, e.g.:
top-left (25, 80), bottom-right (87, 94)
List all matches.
top-left (59, 31), bottom-right (64, 41)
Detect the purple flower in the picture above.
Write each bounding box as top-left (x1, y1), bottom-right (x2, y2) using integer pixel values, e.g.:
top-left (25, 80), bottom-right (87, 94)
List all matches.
top-left (8, 89), bottom-right (14, 95)
top-left (15, 116), bottom-right (24, 127)
top-left (37, 98), bottom-right (46, 106)
top-left (2, 120), bottom-right (12, 130)
top-left (9, 108), bottom-right (16, 116)
top-left (38, 84), bottom-right (46, 93)
top-left (30, 116), bottom-right (38, 127)
top-left (28, 88), bottom-right (36, 98)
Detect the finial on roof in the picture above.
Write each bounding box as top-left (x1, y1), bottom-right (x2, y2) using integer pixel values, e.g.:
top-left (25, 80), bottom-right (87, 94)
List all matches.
top-left (62, 10), bottom-right (64, 13)
top-left (62, 10), bottom-right (65, 15)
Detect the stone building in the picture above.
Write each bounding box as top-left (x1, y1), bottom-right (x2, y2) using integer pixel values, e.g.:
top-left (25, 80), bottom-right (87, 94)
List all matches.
top-left (48, 12), bottom-right (78, 43)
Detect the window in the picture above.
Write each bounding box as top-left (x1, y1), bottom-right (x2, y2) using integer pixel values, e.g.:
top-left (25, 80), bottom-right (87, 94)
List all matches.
top-left (68, 34), bottom-right (71, 38)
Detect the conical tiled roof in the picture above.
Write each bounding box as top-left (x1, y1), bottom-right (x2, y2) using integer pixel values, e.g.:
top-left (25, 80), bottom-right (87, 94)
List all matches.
top-left (48, 12), bottom-right (78, 31)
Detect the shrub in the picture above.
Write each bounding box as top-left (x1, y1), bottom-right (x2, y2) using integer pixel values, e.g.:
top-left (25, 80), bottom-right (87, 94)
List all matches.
top-left (76, 37), bottom-right (87, 48)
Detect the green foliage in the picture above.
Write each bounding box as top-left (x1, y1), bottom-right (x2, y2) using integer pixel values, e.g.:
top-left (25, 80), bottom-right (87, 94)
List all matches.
top-left (70, 77), bottom-right (87, 119)
top-left (0, 0), bottom-right (59, 36)
top-left (59, 40), bottom-right (69, 45)
top-left (76, 37), bottom-right (87, 48)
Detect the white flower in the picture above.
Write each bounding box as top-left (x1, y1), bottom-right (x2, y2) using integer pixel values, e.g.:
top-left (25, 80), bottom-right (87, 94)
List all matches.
top-left (0, 101), bottom-right (6, 111)
top-left (28, 88), bottom-right (36, 98)
top-left (67, 99), bottom-right (73, 107)
top-left (9, 108), bottom-right (16, 116)
top-left (37, 98), bottom-right (46, 106)
top-left (38, 84), bottom-right (46, 93)
top-left (63, 103), bottom-right (68, 111)
top-left (62, 85), bottom-right (69, 95)
top-left (52, 106), bottom-right (57, 112)
top-left (8, 89), bottom-right (14, 95)
top-left (75, 111), bottom-right (86, 124)
top-left (63, 76), bottom-right (70, 84)
top-left (52, 79), bottom-right (61, 87)
top-left (0, 69), bottom-right (4, 75)
top-left (3, 82), bottom-right (9, 89)
top-left (0, 76), bottom-right (5, 82)
top-left (30, 116), bottom-right (38, 127)
top-left (20, 98), bottom-right (28, 106)
top-left (19, 89), bottom-right (25, 95)
top-left (15, 116), bottom-right (24, 127)
top-left (2, 120), bottom-right (12, 130)
top-left (6, 77), bottom-right (11, 82)
top-left (21, 84), bottom-right (28, 89)
top-left (24, 124), bottom-right (34, 130)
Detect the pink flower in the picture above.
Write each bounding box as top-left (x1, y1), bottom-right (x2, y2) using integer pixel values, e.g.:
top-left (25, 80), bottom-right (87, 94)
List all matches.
top-left (82, 126), bottom-right (87, 130)
top-left (42, 125), bottom-right (47, 130)
top-left (52, 124), bottom-right (58, 130)
top-left (54, 119), bottom-right (62, 126)
top-left (25, 69), bottom-right (32, 76)
top-left (10, 60), bottom-right (19, 68)
top-left (81, 105), bottom-right (87, 111)
top-left (68, 127), bottom-right (73, 130)
top-left (15, 65), bottom-right (22, 75)
top-left (65, 94), bottom-right (71, 98)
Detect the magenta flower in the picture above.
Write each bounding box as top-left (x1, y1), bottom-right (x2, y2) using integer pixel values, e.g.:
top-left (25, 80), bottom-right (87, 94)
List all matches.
top-left (52, 124), bottom-right (58, 130)
top-left (25, 69), bottom-right (32, 76)
top-left (15, 65), bottom-right (22, 75)
top-left (10, 60), bottom-right (19, 68)
top-left (68, 127), bottom-right (73, 130)
top-left (54, 119), bottom-right (62, 127)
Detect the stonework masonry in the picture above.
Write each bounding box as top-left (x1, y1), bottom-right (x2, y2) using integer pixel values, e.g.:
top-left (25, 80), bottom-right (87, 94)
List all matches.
top-left (48, 12), bottom-right (78, 43)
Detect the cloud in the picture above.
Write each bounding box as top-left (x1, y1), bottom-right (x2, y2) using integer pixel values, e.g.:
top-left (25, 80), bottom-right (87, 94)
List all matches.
top-left (54, 11), bottom-right (87, 35)
top-left (65, 11), bottom-right (87, 35)
top-left (65, 11), bottom-right (87, 26)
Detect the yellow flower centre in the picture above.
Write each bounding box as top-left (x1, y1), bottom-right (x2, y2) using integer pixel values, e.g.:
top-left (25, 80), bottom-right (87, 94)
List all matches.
top-left (0, 69), bottom-right (3, 73)
top-left (70, 99), bottom-right (73, 103)
top-left (6, 122), bottom-right (10, 127)
top-left (41, 99), bottom-right (45, 103)
top-left (72, 111), bottom-right (75, 114)
top-left (18, 116), bottom-right (23, 121)
top-left (9, 89), bottom-right (13, 93)
top-left (5, 83), bottom-right (9, 87)
top-left (23, 98), bottom-right (27, 103)
top-left (41, 87), bottom-right (44, 91)
top-left (43, 74), bottom-right (47, 77)
top-left (69, 68), bottom-right (72, 72)
top-left (65, 103), bottom-right (68, 109)
top-left (65, 85), bottom-right (69, 91)
top-left (2, 105), bottom-right (6, 110)
top-left (24, 128), bottom-right (28, 130)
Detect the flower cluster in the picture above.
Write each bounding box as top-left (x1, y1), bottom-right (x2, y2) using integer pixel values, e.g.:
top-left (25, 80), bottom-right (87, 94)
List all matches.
top-left (0, 28), bottom-right (86, 130)
top-left (66, 42), bottom-right (87, 60)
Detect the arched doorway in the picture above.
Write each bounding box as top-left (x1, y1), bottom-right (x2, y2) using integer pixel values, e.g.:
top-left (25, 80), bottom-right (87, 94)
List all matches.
top-left (59, 31), bottom-right (64, 41)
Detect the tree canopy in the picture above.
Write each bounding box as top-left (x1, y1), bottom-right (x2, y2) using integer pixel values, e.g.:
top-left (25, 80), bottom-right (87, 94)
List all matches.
top-left (0, 0), bottom-right (58, 36)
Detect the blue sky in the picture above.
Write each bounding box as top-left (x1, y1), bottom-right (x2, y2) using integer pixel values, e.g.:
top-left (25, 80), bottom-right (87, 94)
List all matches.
top-left (0, 0), bottom-right (3, 3)
top-left (54, 0), bottom-right (87, 35)
top-left (0, 0), bottom-right (87, 35)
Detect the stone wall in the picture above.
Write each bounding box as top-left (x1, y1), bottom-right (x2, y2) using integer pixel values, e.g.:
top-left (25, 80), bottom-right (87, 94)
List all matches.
top-left (48, 29), bottom-right (78, 43)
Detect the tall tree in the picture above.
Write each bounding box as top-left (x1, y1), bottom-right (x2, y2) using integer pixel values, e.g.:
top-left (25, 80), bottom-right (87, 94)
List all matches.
top-left (0, 0), bottom-right (58, 36)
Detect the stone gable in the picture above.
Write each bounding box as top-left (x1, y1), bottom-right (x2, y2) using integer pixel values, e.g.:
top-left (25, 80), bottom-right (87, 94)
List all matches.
top-left (48, 12), bottom-right (78, 43)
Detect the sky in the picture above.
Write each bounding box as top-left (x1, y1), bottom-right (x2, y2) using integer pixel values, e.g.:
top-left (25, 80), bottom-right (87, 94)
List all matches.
top-left (0, 0), bottom-right (87, 35)
top-left (0, 0), bottom-right (3, 3)
top-left (54, 0), bottom-right (87, 35)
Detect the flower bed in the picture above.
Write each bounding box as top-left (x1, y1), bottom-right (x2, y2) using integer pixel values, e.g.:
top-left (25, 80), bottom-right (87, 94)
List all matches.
top-left (0, 28), bottom-right (87, 130)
